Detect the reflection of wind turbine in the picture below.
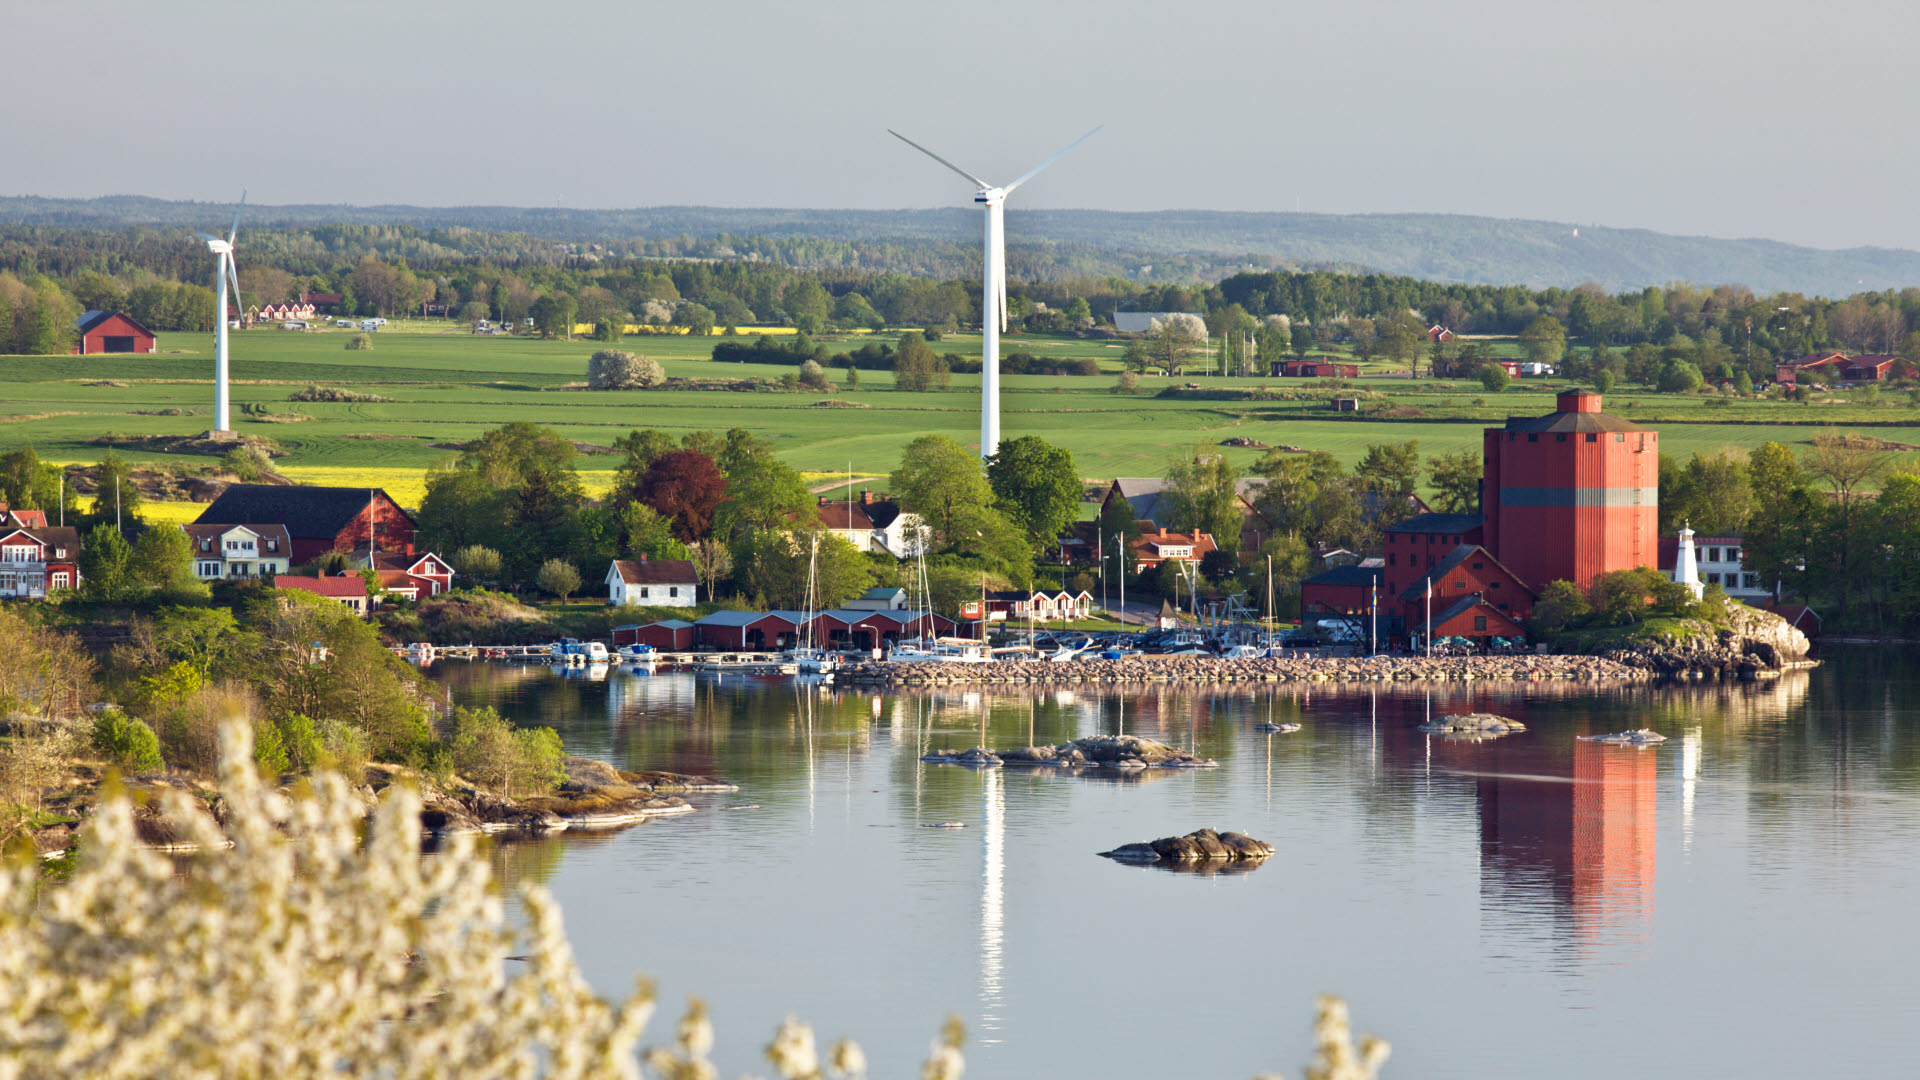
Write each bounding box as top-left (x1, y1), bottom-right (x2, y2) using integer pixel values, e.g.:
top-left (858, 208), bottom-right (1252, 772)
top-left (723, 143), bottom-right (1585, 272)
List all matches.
top-left (978, 764), bottom-right (1005, 1044)
top-left (888, 127), bottom-right (1101, 461)
top-left (195, 192), bottom-right (247, 435)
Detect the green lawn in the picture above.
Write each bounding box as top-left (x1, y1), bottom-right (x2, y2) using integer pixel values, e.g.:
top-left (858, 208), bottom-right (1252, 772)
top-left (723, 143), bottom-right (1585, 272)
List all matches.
top-left (5, 326), bottom-right (1918, 509)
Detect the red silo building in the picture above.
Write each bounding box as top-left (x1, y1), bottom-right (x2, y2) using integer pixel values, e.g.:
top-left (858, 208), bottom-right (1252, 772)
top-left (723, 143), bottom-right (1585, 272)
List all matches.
top-left (1482, 390), bottom-right (1656, 593)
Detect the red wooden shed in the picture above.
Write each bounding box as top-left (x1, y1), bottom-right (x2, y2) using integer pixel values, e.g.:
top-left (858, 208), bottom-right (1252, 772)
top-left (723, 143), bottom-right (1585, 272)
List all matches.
top-left (74, 311), bottom-right (157, 355)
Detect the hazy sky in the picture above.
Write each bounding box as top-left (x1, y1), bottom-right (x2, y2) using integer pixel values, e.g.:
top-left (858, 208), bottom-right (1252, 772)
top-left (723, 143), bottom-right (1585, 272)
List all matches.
top-left (8, 0), bottom-right (1919, 250)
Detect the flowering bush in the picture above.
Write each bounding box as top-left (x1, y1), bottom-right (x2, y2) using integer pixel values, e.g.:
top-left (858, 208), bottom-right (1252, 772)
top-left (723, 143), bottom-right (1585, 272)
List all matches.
top-left (0, 721), bottom-right (1390, 1079)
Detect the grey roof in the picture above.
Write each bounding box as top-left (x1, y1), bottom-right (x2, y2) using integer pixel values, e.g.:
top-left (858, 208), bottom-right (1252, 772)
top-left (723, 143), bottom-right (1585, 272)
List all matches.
top-left (859, 587), bottom-right (906, 600)
top-left (643, 619), bottom-right (695, 629)
top-left (195, 484), bottom-right (413, 539)
top-left (1431, 593), bottom-right (1495, 627)
top-left (1302, 565), bottom-right (1385, 588)
top-left (1110, 477), bottom-right (1264, 527)
top-left (693, 610), bottom-right (769, 627)
top-left (1386, 512), bottom-right (1483, 536)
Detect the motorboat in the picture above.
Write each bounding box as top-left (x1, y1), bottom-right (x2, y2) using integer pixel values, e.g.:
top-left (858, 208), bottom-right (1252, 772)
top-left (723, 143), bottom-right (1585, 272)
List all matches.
top-left (886, 637), bottom-right (994, 663)
top-left (550, 639), bottom-right (611, 665)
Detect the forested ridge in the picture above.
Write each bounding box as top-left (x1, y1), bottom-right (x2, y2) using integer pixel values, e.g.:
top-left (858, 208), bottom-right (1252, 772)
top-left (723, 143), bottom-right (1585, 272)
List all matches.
top-left (9, 196), bottom-right (1920, 293)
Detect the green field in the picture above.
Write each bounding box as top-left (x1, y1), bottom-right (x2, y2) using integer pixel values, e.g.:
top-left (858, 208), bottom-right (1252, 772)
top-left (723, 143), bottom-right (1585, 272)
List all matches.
top-left (5, 324), bottom-right (1918, 513)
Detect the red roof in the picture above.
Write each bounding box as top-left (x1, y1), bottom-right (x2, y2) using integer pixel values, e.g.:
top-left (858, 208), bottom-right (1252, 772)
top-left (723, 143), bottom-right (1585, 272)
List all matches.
top-left (275, 575), bottom-right (369, 597)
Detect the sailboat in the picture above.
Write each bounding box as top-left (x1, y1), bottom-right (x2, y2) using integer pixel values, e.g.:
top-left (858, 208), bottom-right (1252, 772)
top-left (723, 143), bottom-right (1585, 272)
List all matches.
top-left (886, 537), bottom-right (993, 663)
top-left (786, 534), bottom-right (838, 678)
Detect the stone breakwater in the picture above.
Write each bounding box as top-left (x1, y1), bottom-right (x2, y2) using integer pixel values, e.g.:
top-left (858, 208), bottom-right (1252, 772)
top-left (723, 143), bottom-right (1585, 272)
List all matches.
top-left (844, 653), bottom-right (1648, 687)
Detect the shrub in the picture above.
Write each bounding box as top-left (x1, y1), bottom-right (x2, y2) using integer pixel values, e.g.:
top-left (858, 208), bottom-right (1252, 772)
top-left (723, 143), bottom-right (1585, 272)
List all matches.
top-left (345, 333), bottom-right (373, 351)
top-left (278, 713), bottom-right (325, 771)
top-left (536, 559), bottom-right (582, 601)
top-left (450, 706), bottom-right (564, 796)
top-left (1113, 371), bottom-right (1140, 394)
top-left (91, 709), bottom-right (164, 772)
top-left (797, 359), bottom-right (829, 390)
top-left (1478, 364), bottom-right (1510, 392)
top-left (450, 545), bottom-right (504, 580)
top-left (219, 444), bottom-right (273, 482)
top-left (586, 349), bottom-right (665, 389)
top-left (252, 717), bottom-right (290, 774)
top-left (289, 386), bottom-right (392, 403)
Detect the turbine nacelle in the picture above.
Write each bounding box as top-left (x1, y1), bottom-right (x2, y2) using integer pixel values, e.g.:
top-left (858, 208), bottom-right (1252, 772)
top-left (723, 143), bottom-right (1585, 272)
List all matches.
top-left (973, 188), bottom-right (1006, 206)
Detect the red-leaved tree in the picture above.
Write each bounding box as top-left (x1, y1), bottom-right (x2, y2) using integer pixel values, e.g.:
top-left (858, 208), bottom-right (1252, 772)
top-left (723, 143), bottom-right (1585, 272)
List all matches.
top-left (638, 450), bottom-right (729, 541)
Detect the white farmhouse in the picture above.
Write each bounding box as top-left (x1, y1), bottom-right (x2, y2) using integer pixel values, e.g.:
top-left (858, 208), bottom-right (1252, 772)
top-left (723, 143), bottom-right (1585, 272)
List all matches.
top-left (607, 557), bottom-right (698, 607)
top-left (181, 524), bottom-right (293, 581)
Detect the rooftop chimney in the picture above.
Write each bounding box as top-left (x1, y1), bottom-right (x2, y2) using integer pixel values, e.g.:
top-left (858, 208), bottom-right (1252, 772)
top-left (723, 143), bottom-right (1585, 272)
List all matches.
top-left (860, 490), bottom-right (874, 505)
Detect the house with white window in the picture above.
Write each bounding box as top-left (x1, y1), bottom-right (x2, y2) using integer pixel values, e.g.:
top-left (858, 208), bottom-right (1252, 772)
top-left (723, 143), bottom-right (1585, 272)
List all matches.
top-left (806, 491), bottom-right (927, 559)
top-left (607, 557), bottom-right (698, 607)
top-left (181, 524), bottom-right (293, 581)
top-left (0, 526), bottom-right (82, 599)
top-left (960, 588), bottom-right (1098, 622)
top-left (346, 549), bottom-right (455, 597)
top-left (1657, 533), bottom-right (1771, 602)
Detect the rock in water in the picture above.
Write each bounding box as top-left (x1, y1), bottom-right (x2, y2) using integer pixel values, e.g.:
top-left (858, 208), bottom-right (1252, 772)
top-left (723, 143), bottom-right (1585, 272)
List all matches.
top-left (1579, 728), bottom-right (1668, 745)
top-left (1099, 829), bottom-right (1274, 870)
top-left (1417, 712), bottom-right (1526, 736)
top-left (1254, 722), bottom-right (1302, 733)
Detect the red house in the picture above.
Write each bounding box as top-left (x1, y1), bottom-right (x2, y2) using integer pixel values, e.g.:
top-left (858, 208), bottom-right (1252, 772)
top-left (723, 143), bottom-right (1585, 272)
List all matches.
top-left (0, 526), bottom-right (82, 598)
top-left (194, 485), bottom-right (417, 564)
top-left (74, 311), bottom-right (157, 355)
top-left (1396, 544), bottom-right (1536, 635)
top-left (350, 549), bottom-right (454, 596)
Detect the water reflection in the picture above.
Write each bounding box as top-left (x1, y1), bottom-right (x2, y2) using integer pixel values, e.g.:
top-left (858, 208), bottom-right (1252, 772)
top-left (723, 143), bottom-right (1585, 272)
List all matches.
top-left (431, 657), bottom-right (1920, 1080)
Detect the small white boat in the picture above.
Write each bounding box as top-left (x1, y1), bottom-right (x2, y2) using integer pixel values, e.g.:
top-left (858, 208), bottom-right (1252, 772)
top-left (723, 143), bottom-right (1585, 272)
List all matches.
top-left (887, 637), bottom-right (994, 663)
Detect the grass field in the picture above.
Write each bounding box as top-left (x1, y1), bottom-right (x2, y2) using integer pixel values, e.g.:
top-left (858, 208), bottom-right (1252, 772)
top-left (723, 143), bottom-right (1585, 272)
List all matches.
top-left (6, 324), bottom-right (1919, 513)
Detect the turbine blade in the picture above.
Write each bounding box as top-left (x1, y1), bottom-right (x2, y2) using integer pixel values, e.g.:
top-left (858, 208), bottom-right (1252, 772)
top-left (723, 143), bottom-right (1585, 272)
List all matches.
top-left (226, 252), bottom-right (244, 314)
top-left (228, 190), bottom-right (247, 245)
top-left (887, 130), bottom-right (990, 188)
top-left (1003, 125), bottom-right (1103, 193)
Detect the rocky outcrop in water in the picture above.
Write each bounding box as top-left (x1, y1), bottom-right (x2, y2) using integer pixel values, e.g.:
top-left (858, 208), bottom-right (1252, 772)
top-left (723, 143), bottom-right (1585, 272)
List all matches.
top-left (1099, 829), bottom-right (1275, 869)
top-left (1592, 605), bottom-right (1814, 680)
top-left (1417, 713), bottom-right (1526, 738)
top-left (1578, 729), bottom-right (1668, 745)
top-left (922, 734), bottom-right (1216, 770)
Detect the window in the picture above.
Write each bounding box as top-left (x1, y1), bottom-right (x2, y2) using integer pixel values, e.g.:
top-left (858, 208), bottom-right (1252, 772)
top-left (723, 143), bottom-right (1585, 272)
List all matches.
top-left (1528, 434), bottom-right (1539, 443)
top-left (1728, 547), bottom-right (1740, 562)
top-left (1744, 573), bottom-right (1759, 589)
top-left (1490, 580), bottom-right (1502, 589)
top-left (1473, 616), bottom-right (1487, 631)
top-left (1707, 547), bottom-right (1720, 562)
top-left (640, 587), bottom-right (650, 599)
top-left (1615, 434), bottom-right (1625, 443)
top-left (670, 586), bottom-right (680, 598)
top-left (1556, 433), bottom-right (1568, 443)
top-left (1707, 573), bottom-right (1721, 585)
top-left (1388, 554), bottom-right (1396, 566)
top-left (1586, 433), bottom-right (1598, 442)
top-left (200, 539), bottom-right (211, 551)
top-left (1472, 561), bottom-right (1484, 570)
top-left (267, 539), bottom-right (278, 552)
top-left (51, 571), bottom-right (68, 588)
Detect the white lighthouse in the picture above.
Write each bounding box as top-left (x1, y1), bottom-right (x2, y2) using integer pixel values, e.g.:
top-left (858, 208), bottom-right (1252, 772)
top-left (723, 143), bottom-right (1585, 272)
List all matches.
top-left (1675, 524), bottom-right (1704, 600)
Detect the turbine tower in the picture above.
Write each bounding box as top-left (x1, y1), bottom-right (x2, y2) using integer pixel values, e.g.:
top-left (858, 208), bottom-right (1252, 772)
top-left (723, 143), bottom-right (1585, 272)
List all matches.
top-left (196, 192), bottom-right (246, 437)
top-left (889, 127), bottom-right (1100, 461)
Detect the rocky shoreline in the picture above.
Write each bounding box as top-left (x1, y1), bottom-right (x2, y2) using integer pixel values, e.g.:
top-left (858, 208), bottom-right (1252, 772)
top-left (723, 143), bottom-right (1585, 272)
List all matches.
top-left (847, 653), bottom-right (1652, 687)
top-left (27, 756), bottom-right (735, 859)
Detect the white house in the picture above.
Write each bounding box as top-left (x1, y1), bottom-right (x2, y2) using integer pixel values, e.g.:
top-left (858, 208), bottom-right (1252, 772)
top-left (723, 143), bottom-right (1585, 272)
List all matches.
top-left (181, 524), bottom-right (293, 581)
top-left (1658, 532), bottom-right (1770, 602)
top-left (843, 586), bottom-right (908, 611)
top-left (811, 491), bottom-right (927, 559)
top-left (607, 557), bottom-right (698, 607)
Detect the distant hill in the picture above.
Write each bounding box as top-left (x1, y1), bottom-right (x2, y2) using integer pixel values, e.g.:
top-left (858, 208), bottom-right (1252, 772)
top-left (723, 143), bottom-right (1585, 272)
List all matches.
top-left (4, 195), bottom-right (1916, 296)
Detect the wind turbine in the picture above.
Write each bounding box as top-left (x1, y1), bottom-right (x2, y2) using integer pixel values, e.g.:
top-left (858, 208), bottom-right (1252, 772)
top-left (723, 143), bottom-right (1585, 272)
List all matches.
top-left (888, 127), bottom-right (1100, 461)
top-left (196, 192), bottom-right (246, 436)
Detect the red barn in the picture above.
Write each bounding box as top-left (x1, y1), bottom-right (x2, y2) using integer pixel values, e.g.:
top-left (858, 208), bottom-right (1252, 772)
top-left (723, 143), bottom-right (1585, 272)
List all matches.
top-left (74, 311), bottom-right (157, 355)
top-left (194, 484), bottom-right (417, 564)
top-left (1270, 359), bottom-right (1360, 378)
top-left (1481, 391), bottom-right (1656, 594)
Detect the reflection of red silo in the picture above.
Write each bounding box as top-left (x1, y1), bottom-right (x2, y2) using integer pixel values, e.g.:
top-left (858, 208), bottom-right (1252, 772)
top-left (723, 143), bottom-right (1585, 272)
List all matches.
top-left (1571, 741), bottom-right (1658, 929)
top-left (1483, 391), bottom-right (1657, 592)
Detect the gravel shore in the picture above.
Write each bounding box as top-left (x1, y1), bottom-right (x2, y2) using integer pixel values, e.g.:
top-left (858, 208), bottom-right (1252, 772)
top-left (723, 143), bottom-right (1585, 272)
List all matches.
top-left (842, 653), bottom-right (1649, 686)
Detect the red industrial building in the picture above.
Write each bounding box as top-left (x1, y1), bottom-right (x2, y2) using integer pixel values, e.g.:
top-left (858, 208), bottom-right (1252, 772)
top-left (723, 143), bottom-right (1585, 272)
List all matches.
top-left (74, 311), bottom-right (157, 355)
top-left (1482, 390), bottom-right (1656, 596)
top-left (1302, 390), bottom-right (1655, 646)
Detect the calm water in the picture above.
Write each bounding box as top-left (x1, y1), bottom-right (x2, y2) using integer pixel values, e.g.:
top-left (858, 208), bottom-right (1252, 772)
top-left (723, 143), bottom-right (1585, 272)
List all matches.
top-left (432, 650), bottom-right (1920, 1079)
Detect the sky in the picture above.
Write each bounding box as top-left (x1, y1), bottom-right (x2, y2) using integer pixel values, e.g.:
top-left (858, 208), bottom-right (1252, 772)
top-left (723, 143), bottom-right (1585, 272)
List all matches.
top-left (7, 0), bottom-right (1920, 251)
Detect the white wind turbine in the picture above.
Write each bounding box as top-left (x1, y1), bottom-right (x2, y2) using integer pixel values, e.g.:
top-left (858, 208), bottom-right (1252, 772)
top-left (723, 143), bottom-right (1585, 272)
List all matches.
top-left (888, 127), bottom-right (1100, 461)
top-left (196, 192), bottom-right (246, 436)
